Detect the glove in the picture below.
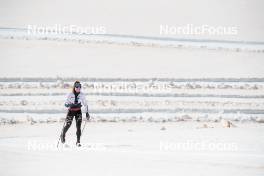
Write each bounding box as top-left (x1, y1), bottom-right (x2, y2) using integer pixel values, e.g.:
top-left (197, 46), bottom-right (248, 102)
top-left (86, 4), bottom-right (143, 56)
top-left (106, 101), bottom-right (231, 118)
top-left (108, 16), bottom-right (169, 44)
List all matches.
top-left (65, 103), bottom-right (71, 108)
top-left (86, 112), bottom-right (90, 120)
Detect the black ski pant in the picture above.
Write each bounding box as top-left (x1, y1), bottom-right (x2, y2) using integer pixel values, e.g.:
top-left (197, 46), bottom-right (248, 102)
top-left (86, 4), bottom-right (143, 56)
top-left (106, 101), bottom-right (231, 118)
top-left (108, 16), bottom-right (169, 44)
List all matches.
top-left (62, 110), bottom-right (82, 143)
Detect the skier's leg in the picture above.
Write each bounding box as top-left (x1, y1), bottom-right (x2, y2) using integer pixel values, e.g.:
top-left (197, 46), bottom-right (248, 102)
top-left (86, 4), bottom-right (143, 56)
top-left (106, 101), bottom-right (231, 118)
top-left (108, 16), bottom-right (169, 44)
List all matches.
top-left (75, 110), bottom-right (82, 144)
top-left (61, 111), bottom-right (74, 143)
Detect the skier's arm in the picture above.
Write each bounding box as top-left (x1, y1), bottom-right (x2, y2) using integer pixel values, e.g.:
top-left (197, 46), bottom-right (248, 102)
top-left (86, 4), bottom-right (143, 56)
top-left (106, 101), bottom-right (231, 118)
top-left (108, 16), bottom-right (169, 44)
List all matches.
top-left (80, 93), bottom-right (90, 120)
top-left (64, 93), bottom-right (72, 108)
top-left (81, 93), bottom-right (89, 113)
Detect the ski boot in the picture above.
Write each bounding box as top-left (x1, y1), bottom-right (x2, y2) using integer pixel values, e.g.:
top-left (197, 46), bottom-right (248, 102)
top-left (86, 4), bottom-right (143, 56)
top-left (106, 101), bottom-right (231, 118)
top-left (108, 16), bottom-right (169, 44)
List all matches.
top-left (76, 142), bottom-right (81, 147)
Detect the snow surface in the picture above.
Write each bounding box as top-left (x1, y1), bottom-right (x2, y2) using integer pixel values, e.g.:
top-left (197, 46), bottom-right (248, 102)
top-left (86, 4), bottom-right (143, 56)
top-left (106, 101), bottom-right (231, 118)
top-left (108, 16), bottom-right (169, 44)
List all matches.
top-left (0, 37), bottom-right (264, 78)
top-left (0, 122), bottom-right (264, 176)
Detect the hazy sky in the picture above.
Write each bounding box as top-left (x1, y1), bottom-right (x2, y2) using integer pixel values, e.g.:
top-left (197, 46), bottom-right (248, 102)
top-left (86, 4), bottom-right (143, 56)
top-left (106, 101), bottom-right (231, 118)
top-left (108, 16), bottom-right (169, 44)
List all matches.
top-left (0, 0), bottom-right (263, 41)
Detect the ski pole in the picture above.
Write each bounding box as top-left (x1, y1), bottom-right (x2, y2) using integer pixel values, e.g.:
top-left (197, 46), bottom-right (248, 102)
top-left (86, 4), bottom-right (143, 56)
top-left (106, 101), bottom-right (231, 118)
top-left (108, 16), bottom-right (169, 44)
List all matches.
top-left (81, 109), bottom-right (90, 136)
top-left (81, 112), bottom-right (90, 137)
top-left (81, 119), bottom-right (87, 135)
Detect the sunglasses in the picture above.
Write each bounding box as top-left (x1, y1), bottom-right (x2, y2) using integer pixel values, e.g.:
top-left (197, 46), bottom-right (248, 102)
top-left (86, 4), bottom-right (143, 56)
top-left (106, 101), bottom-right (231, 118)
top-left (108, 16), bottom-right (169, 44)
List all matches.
top-left (74, 83), bottom-right (82, 88)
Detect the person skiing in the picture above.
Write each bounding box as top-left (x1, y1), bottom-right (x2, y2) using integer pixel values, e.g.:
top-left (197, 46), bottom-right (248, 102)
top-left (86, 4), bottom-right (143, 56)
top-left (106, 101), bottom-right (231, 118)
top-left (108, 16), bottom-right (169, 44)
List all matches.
top-left (61, 81), bottom-right (90, 147)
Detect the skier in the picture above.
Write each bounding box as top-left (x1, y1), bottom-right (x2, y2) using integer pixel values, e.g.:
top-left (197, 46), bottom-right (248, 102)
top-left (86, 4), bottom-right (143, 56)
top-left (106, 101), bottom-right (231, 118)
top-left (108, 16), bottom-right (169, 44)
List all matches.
top-left (61, 81), bottom-right (90, 147)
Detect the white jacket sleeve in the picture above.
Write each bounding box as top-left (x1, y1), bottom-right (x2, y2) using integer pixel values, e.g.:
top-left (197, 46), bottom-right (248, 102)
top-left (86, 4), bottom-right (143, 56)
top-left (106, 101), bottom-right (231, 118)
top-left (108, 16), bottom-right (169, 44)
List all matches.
top-left (80, 93), bottom-right (89, 113)
top-left (64, 93), bottom-right (72, 108)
